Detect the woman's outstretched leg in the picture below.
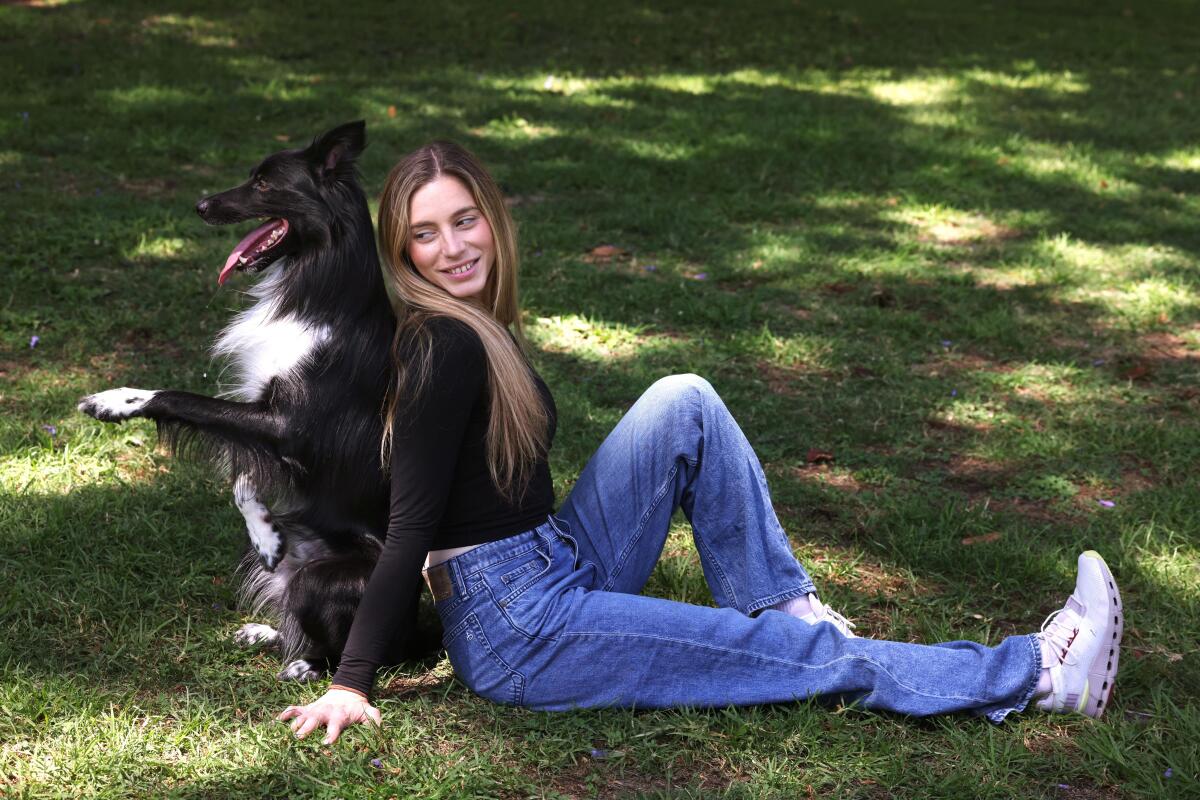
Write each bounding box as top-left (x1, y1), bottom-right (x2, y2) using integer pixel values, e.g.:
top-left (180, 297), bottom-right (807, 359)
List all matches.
top-left (557, 374), bottom-right (820, 616)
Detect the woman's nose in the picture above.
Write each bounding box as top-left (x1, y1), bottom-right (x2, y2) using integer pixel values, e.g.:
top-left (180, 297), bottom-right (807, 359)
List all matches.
top-left (442, 230), bottom-right (466, 257)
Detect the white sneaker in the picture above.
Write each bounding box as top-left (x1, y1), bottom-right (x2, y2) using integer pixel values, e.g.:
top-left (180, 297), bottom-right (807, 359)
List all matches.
top-left (1035, 551), bottom-right (1123, 718)
top-left (799, 594), bottom-right (858, 638)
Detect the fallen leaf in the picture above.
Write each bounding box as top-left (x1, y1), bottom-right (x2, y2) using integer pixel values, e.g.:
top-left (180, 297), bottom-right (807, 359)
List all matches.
top-left (885, 196), bottom-right (899, 206)
top-left (823, 282), bottom-right (855, 295)
top-left (1099, 180), bottom-right (1109, 189)
top-left (996, 157), bottom-right (1011, 167)
top-left (806, 448), bottom-right (835, 465)
top-left (961, 532), bottom-right (1002, 546)
top-left (387, 105), bottom-right (397, 118)
top-left (1167, 652), bottom-right (1183, 663)
top-left (274, 134), bottom-right (290, 142)
top-left (581, 244), bottom-right (627, 263)
top-left (1121, 363), bottom-right (1152, 381)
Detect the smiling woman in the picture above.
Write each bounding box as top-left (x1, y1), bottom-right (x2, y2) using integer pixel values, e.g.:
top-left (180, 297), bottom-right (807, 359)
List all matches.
top-left (276, 140), bottom-right (1124, 746)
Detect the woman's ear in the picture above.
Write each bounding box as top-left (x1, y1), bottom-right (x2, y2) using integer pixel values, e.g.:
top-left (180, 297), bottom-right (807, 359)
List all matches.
top-left (310, 120), bottom-right (367, 177)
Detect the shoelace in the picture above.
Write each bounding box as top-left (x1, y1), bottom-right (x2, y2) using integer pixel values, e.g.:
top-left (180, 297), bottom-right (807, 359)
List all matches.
top-left (817, 606), bottom-right (857, 636)
top-left (1037, 605), bottom-right (1082, 667)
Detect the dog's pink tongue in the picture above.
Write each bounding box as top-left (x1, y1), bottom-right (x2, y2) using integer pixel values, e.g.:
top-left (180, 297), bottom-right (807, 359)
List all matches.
top-left (218, 220), bottom-right (284, 285)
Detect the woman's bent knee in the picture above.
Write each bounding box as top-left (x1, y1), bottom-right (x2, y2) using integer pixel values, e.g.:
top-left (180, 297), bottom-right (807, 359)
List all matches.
top-left (645, 373), bottom-right (716, 407)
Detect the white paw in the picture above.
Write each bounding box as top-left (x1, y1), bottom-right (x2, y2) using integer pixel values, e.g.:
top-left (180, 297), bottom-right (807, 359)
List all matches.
top-left (233, 475), bottom-right (285, 570)
top-left (77, 387), bottom-right (159, 422)
top-left (278, 659), bottom-right (322, 682)
top-left (234, 622), bottom-right (280, 648)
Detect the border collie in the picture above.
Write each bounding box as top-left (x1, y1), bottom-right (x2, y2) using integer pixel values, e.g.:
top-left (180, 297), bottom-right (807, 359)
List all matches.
top-left (79, 121), bottom-right (437, 680)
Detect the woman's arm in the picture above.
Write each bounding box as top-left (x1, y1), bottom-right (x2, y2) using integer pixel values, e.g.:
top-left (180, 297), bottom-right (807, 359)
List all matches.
top-left (279, 319), bottom-right (488, 742)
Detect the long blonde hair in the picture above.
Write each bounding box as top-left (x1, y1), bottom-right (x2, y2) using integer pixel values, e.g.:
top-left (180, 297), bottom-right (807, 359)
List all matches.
top-left (378, 141), bottom-right (548, 500)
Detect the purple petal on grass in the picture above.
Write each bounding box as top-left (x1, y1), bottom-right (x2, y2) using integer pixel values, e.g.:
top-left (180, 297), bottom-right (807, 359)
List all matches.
top-left (1098, 499), bottom-right (1115, 508)
top-left (1092, 359), bottom-right (1106, 366)
top-left (941, 339), bottom-right (953, 347)
top-left (20, 111), bottom-right (29, 122)
top-left (371, 758), bottom-right (384, 769)
top-left (1164, 768), bottom-right (1173, 779)
top-left (590, 749), bottom-right (609, 759)
top-left (211, 602), bottom-right (223, 611)
top-left (642, 264), bottom-right (658, 272)
top-left (29, 335), bottom-right (39, 348)
top-left (693, 272), bottom-right (707, 281)
top-left (951, 389), bottom-right (958, 397)
top-left (41, 425), bottom-right (57, 436)
top-left (1057, 785), bottom-right (1070, 790)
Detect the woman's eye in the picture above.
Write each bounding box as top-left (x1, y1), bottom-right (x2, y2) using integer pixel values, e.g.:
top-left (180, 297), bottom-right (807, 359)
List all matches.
top-left (456, 216), bottom-right (476, 227)
top-left (413, 230), bottom-right (434, 242)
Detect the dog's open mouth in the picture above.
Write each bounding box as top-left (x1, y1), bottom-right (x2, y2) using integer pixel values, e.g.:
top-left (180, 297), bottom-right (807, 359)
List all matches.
top-left (218, 219), bottom-right (290, 285)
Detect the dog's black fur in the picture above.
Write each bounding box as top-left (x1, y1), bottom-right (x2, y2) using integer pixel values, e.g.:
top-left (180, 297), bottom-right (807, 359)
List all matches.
top-left (79, 121), bottom-right (438, 680)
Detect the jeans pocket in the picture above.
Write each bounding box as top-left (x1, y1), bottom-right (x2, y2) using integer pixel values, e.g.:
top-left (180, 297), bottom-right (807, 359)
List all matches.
top-left (483, 539), bottom-right (568, 639)
top-left (442, 612), bottom-right (525, 706)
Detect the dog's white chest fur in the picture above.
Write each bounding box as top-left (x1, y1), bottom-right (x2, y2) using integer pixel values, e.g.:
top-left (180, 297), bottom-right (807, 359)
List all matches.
top-left (212, 267), bottom-right (330, 402)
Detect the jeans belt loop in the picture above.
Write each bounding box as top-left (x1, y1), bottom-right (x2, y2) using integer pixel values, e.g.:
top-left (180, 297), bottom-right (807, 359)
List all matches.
top-left (423, 562), bottom-right (456, 602)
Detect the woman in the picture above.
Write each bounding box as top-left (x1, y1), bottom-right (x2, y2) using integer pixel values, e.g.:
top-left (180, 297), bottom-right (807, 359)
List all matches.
top-left (279, 142), bottom-right (1123, 744)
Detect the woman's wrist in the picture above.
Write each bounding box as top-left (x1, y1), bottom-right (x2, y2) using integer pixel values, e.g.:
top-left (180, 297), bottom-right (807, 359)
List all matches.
top-left (328, 683), bottom-right (370, 701)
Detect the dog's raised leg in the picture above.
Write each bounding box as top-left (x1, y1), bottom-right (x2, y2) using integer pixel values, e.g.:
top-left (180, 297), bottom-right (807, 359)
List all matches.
top-left (78, 387), bottom-right (286, 442)
top-left (233, 474), bottom-right (286, 571)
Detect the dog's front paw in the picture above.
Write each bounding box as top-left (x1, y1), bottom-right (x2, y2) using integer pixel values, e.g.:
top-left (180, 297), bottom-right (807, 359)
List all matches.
top-left (277, 659), bottom-right (323, 683)
top-left (78, 388), bottom-right (159, 422)
top-left (234, 623), bottom-right (280, 648)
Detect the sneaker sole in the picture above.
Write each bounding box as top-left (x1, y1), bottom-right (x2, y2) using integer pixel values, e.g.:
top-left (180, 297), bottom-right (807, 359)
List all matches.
top-left (1079, 550), bottom-right (1122, 718)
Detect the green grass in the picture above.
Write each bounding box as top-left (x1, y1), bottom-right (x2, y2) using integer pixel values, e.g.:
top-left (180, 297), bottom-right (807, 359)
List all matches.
top-left (3, 0), bottom-right (1199, 797)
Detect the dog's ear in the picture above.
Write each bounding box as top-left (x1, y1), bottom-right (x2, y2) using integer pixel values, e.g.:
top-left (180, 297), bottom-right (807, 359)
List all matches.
top-left (310, 120), bottom-right (367, 178)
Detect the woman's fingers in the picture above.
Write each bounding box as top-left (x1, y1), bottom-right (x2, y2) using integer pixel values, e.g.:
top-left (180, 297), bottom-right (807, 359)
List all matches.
top-left (277, 693), bottom-right (381, 743)
top-left (322, 718), bottom-right (345, 745)
top-left (294, 714), bottom-right (322, 739)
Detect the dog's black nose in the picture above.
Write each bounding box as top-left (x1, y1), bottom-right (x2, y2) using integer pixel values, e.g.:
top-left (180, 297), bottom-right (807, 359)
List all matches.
top-left (195, 198), bottom-right (210, 216)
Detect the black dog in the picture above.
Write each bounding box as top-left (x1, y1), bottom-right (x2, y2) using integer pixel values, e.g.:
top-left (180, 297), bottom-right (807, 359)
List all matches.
top-left (79, 121), bottom-right (437, 680)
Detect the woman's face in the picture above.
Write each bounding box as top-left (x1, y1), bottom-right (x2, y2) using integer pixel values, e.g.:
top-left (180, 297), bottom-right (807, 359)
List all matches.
top-left (407, 175), bottom-right (494, 304)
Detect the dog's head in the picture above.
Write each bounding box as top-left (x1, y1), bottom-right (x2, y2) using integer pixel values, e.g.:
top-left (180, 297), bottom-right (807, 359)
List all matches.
top-left (196, 121), bottom-right (367, 285)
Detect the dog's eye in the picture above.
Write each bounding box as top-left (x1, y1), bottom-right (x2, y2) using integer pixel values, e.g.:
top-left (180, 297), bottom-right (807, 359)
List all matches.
top-left (253, 178), bottom-right (269, 192)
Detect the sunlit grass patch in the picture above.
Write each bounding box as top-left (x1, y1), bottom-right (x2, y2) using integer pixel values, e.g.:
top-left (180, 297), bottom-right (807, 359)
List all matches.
top-left (525, 314), bottom-right (645, 360)
top-left (137, 13), bottom-right (239, 48)
top-left (472, 114), bottom-right (560, 141)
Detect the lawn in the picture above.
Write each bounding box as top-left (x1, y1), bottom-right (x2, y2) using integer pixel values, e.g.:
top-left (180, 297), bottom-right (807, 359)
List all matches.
top-left (2, 0), bottom-right (1199, 797)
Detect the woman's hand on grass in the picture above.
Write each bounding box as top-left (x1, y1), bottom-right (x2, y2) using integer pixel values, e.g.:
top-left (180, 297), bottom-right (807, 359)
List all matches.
top-left (278, 688), bottom-right (381, 744)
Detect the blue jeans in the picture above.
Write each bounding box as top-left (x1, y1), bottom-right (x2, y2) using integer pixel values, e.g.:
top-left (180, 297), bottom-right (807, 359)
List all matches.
top-left (432, 374), bottom-right (1041, 722)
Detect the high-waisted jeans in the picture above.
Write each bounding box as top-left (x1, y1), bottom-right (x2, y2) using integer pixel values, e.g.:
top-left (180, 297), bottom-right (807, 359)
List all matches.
top-left (432, 374), bottom-right (1042, 722)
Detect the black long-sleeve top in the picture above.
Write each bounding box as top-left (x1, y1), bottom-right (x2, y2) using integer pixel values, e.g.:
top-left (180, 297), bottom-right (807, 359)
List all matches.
top-left (331, 316), bottom-right (556, 696)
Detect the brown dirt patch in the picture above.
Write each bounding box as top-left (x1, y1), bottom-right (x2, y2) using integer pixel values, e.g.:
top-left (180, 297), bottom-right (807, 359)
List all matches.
top-left (791, 464), bottom-right (869, 494)
top-left (377, 665), bottom-right (453, 700)
top-left (1139, 330), bottom-right (1200, 362)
